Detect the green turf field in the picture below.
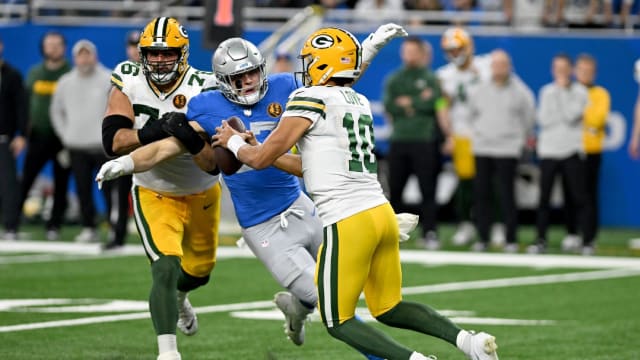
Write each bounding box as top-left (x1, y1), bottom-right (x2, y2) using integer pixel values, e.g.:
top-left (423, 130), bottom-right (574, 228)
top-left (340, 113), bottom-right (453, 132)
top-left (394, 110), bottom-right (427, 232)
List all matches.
top-left (1, 225), bottom-right (639, 359)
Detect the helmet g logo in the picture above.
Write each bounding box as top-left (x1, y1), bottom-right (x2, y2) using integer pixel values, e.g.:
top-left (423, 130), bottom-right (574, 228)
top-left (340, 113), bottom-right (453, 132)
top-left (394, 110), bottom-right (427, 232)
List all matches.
top-left (311, 34), bottom-right (334, 49)
top-left (178, 25), bottom-right (189, 38)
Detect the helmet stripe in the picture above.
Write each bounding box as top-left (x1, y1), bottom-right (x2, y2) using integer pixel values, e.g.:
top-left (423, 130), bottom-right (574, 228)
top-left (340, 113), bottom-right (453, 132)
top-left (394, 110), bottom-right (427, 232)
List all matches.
top-left (154, 17), bottom-right (168, 42)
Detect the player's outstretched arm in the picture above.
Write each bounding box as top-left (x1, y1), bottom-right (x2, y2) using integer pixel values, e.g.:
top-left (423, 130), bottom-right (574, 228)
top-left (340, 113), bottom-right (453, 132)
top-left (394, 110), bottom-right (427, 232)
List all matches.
top-left (96, 137), bottom-right (185, 188)
top-left (358, 23), bottom-right (408, 79)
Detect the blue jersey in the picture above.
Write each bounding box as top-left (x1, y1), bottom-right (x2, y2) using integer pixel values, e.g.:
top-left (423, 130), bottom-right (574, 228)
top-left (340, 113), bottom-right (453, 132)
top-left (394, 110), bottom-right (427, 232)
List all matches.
top-left (187, 73), bottom-right (301, 228)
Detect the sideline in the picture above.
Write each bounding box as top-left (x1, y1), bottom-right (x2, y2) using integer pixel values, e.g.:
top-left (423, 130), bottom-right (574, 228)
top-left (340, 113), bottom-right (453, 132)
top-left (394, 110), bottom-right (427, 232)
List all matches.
top-left (2, 241), bottom-right (640, 268)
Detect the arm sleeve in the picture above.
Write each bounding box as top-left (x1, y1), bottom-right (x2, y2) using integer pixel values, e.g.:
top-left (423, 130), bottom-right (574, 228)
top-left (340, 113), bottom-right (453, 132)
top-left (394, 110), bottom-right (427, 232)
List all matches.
top-left (11, 71), bottom-right (28, 136)
top-left (559, 84), bottom-right (588, 124)
top-left (537, 85), bottom-right (555, 127)
top-left (382, 75), bottom-right (403, 117)
top-left (49, 79), bottom-right (66, 139)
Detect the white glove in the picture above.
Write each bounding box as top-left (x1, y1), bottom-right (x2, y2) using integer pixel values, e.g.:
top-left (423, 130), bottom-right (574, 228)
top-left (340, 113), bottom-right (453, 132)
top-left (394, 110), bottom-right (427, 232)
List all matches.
top-left (95, 155), bottom-right (134, 189)
top-left (396, 213), bottom-right (419, 242)
top-left (362, 23), bottom-right (408, 65)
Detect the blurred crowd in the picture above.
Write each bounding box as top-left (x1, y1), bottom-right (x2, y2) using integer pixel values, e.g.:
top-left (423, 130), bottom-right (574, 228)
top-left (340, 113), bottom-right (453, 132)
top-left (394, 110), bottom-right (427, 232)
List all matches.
top-left (3, 0), bottom-right (639, 28)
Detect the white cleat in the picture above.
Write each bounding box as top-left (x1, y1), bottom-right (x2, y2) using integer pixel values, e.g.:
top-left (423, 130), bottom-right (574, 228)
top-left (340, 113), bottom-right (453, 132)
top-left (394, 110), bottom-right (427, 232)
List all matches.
top-left (177, 296), bottom-right (198, 336)
top-left (274, 291), bottom-right (310, 346)
top-left (157, 351), bottom-right (181, 360)
top-left (467, 332), bottom-right (499, 360)
top-left (452, 221), bottom-right (476, 246)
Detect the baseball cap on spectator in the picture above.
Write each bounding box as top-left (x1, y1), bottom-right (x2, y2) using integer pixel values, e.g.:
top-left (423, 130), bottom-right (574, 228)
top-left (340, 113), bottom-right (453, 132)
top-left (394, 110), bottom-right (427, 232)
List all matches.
top-left (127, 30), bottom-right (141, 46)
top-left (72, 39), bottom-right (97, 56)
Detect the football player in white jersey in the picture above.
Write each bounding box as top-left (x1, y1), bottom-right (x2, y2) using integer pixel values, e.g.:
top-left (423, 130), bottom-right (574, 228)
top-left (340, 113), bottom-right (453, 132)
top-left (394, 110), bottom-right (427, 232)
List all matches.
top-left (213, 27), bottom-right (499, 360)
top-left (436, 27), bottom-right (498, 250)
top-left (100, 17), bottom-right (220, 360)
top-left (96, 27), bottom-right (405, 360)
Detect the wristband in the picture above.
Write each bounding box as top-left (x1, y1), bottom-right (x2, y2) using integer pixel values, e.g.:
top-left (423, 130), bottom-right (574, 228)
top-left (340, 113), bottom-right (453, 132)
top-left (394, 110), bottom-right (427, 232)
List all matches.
top-left (120, 154), bottom-right (135, 175)
top-left (227, 134), bottom-right (247, 159)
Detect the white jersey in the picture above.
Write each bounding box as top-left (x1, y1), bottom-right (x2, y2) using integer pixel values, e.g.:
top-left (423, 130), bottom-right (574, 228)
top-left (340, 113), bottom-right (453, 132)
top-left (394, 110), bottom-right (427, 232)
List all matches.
top-left (111, 61), bottom-right (219, 195)
top-left (436, 54), bottom-right (492, 137)
top-left (282, 86), bottom-right (387, 226)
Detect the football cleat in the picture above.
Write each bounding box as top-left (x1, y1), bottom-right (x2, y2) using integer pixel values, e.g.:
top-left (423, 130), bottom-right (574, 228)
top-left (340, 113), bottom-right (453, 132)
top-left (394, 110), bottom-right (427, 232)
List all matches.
top-left (466, 332), bottom-right (499, 360)
top-left (274, 291), bottom-right (311, 346)
top-left (177, 295), bottom-right (198, 336)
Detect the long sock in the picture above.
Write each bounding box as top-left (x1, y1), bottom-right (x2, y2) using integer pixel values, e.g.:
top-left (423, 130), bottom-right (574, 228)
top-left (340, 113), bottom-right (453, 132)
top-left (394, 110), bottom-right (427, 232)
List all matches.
top-left (354, 315), bottom-right (385, 360)
top-left (327, 317), bottom-right (413, 360)
top-left (177, 268), bottom-right (209, 293)
top-left (376, 301), bottom-right (461, 346)
top-left (150, 256), bottom-right (180, 335)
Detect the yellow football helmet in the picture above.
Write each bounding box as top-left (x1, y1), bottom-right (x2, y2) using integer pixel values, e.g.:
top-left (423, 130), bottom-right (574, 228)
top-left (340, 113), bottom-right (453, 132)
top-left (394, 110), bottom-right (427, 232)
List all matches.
top-left (298, 27), bottom-right (361, 86)
top-left (139, 17), bottom-right (190, 85)
top-left (441, 27), bottom-right (473, 67)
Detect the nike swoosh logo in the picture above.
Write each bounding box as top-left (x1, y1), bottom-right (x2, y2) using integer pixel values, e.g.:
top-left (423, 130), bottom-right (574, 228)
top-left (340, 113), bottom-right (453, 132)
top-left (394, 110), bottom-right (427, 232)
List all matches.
top-left (203, 203), bottom-right (213, 210)
top-left (185, 318), bottom-right (195, 330)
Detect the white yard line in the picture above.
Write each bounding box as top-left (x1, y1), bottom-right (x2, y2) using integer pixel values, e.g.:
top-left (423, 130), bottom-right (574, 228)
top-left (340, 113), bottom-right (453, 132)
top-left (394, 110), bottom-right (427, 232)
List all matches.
top-left (1, 267), bottom-right (639, 333)
top-left (2, 242), bottom-right (640, 269)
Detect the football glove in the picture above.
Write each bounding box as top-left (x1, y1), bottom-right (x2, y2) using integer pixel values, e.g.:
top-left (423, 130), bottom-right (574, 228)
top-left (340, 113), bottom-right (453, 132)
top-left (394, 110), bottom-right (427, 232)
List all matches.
top-left (162, 112), bottom-right (205, 155)
top-left (396, 212), bottom-right (419, 242)
top-left (362, 23), bottom-right (408, 65)
top-left (137, 116), bottom-right (170, 145)
top-left (95, 155), bottom-right (134, 189)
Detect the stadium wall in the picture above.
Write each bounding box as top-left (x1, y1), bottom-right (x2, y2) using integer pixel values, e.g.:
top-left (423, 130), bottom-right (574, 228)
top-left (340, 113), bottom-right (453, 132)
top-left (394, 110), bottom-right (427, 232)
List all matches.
top-left (1, 24), bottom-right (638, 227)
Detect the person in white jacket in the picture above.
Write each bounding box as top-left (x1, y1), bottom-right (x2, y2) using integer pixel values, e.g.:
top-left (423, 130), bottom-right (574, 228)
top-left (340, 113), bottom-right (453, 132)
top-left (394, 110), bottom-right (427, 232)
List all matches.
top-left (528, 53), bottom-right (591, 254)
top-left (468, 49), bottom-right (536, 253)
top-left (50, 39), bottom-right (111, 243)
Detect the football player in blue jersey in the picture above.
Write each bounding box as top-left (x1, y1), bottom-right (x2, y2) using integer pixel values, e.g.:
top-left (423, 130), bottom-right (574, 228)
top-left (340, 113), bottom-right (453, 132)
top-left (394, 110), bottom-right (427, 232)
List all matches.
top-left (97, 26), bottom-right (406, 359)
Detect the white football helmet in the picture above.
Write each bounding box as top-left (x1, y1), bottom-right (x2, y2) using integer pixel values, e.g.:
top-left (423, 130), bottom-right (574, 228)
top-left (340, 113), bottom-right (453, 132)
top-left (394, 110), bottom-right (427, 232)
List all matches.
top-left (212, 37), bottom-right (268, 106)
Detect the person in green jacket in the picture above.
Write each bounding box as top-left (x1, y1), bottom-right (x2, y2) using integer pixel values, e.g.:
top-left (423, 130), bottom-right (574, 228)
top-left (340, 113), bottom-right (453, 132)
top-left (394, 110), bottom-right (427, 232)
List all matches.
top-left (383, 36), bottom-right (452, 250)
top-left (19, 31), bottom-right (71, 241)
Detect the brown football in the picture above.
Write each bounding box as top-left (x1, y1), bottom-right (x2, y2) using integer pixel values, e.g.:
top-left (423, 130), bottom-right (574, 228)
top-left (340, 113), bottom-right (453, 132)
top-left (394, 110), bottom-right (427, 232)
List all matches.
top-left (214, 116), bottom-right (247, 175)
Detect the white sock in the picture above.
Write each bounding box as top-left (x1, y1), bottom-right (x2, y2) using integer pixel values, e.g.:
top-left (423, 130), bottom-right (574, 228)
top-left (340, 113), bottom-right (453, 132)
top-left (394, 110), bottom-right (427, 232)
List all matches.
top-left (456, 329), bottom-right (472, 354)
top-left (158, 334), bottom-right (177, 354)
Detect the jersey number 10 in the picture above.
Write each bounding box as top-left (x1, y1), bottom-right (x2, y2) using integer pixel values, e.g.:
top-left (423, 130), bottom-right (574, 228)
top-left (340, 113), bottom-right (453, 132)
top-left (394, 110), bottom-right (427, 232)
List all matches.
top-left (342, 113), bottom-right (377, 174)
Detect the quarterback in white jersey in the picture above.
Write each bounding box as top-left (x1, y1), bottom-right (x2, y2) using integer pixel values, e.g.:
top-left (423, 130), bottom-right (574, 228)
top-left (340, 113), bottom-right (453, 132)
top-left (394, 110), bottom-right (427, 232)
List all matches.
top-left (213, 26), bottom-right (499, 360)
top-left (101, 17), bottom-right (220, 360)
top-left (286, 85), bottom-right (387, 226)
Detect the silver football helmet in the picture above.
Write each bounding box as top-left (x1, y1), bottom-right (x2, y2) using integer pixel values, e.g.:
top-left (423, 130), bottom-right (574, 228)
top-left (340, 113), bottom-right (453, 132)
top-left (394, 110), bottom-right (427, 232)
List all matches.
top-left (212, 38), bottom-right (268, 106)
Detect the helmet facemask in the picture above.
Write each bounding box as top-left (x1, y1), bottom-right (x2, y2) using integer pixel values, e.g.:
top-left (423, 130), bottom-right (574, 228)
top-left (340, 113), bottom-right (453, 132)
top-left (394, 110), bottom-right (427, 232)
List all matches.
top-left (141, 47), bottom-right (188, 85)
top-left (217, 65), bottom-right (268, 105)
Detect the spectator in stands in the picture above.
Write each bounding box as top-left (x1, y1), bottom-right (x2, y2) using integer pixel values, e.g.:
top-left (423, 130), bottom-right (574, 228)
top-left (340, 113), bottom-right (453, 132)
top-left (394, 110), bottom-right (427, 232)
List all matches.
top-left (630, 59), bottom-right (640, 159)
top-left (542, 0), bottom-right (567, 26)
top-left (0, 36), bottom-right (28, 240)
top-left (50, 39), bottom-right (111, 243)
top-left (561, 53), bottom-right (609, 255)
top-left (468, 49), bottom-right (536, 252)
top-left (383, 36), bottom-right (452, 250)
top-left (20, 31), bottom-right (72, 241)
top-left (354, 0), bottom-right (405, 22)
top-left (529, 53), bottom-right (593, 254)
